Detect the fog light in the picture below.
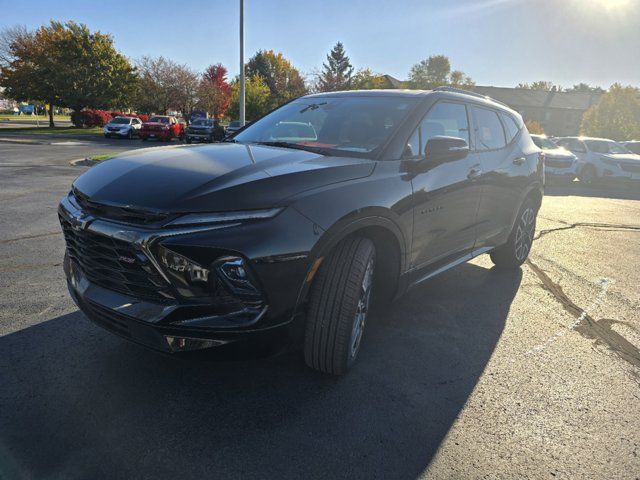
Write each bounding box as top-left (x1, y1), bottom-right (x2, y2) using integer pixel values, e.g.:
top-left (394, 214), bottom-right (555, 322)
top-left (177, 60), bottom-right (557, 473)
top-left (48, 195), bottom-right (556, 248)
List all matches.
top-left (215, 256), bottom-right (262, 301)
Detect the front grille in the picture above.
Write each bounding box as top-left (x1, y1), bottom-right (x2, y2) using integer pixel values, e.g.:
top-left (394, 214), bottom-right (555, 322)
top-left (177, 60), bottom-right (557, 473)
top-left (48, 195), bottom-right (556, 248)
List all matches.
top-left (545, 158), bottom-right (573, 168)
top-left (620, 163), bottom-right (640, 173)
top-left (72, 189), bottom-right (169, 226)
top-left (60, 216), bottom-right (174, 303)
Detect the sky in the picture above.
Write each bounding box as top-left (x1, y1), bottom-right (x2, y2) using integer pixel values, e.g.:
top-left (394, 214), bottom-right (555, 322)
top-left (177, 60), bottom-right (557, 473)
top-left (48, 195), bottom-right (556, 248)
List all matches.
top-left (1, 0), bottom-right (639, 89)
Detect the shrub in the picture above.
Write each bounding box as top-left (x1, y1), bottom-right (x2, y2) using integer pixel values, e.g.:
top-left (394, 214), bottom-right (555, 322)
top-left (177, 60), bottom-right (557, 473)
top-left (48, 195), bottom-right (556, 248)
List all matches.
top-left (71, 109), bottom-right (150, 127)
top-left (70, 109), bottom-right (112, 127)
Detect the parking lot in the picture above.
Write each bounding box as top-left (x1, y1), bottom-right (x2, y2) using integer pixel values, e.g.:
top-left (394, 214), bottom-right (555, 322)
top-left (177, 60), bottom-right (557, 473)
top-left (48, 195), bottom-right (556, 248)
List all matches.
top-left (1, 139), bottom-right (639, 479)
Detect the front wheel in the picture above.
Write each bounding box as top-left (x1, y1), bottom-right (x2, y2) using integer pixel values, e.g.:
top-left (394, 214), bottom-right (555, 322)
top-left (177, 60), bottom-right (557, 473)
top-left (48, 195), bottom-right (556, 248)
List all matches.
top-left (490, 199), bottom-right (537, 269)
top-left (304, 236), bottom-right (375, 375)
top-left (579, 165), bottom-right (598, 185)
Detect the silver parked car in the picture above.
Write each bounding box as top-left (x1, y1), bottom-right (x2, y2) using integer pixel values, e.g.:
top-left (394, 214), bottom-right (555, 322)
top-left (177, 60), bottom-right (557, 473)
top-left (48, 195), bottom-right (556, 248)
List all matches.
top-left (555, 136), bottom-right (640, 185)
top-left (531, 134), bottom-right (577, 183)
top-left (103, 116), bottom-right (143, 139)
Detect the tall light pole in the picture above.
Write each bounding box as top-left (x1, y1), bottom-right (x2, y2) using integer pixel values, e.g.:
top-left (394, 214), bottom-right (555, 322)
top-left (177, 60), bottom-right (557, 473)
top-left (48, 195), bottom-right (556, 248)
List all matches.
top-left (239, 0), bottom-right (245, 126)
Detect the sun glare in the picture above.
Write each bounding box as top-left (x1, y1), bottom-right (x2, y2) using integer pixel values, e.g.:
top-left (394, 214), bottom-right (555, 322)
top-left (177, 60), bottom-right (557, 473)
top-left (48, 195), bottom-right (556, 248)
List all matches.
top-left (585, 0), bottom-right (631, 10)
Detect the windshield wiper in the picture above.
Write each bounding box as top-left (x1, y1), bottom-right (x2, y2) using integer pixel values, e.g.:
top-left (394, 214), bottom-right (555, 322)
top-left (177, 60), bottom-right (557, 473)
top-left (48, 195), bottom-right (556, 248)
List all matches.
top-left (299, 102), bottom-right (327, 114)
top-left (252, 141), bottom-right (329, 155)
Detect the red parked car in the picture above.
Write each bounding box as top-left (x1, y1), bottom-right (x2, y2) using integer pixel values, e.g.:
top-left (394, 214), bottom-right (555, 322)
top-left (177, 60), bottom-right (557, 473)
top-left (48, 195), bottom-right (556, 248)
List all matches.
top-left (139, 115), bottom-right (185, 142)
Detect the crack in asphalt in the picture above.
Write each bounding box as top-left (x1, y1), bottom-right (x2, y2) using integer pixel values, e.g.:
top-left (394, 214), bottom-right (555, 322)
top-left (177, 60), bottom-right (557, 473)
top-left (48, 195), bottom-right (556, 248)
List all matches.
top-left (526, 259), bottom-right (640, 375)
top-left (0, 231), bottom-right (61, 244)
top-left (535, 220), bottom-right (640, 240)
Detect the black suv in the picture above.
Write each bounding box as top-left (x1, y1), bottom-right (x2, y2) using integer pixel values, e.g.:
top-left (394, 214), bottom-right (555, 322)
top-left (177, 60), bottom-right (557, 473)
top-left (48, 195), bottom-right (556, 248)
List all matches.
top-left (59, 88), bottom-right (543, 375)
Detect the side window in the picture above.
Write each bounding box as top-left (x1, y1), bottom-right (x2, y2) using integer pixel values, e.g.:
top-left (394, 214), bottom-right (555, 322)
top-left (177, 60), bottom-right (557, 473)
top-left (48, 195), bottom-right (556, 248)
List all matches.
top-left (405, 102), bottom-right (470, 158)
top-left (500, 113), bottom-right (520, 144)
top-left (570, 140), bottom-right (587, 153)
top-left (472, 107), bottom-right (506, 150)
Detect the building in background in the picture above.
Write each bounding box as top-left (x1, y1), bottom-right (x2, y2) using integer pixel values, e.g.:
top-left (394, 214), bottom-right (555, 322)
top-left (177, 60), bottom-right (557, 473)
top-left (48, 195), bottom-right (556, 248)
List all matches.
top-left (472, 86), bottom-right (602, 136)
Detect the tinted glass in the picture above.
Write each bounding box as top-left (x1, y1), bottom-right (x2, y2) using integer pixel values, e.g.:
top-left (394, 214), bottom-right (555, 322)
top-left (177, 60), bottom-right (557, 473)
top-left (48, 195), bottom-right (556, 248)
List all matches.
top-left (500, 113), bottom-right (520, 143)
top-left (625, 142), bottom-right (640, 154)
top-left (234, 96), bottom-right (419, 158)
top-left (149, 116), bottom-right (169, 124)
top-left (406, 102), bottom-right (469, 157)
top-left (111, 117), bottom-right (131, 124)
top-left (532, 136), bottom-right (556, 150)
top-left (584, 140), bottom-right (630, 154)
top-left (473, 107), bottom-right (506, 150)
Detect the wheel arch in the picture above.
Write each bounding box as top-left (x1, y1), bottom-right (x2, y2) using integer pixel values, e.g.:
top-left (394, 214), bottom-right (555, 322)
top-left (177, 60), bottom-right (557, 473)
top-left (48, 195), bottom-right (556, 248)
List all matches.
top-left (293, 209), bottom-right (408, 318)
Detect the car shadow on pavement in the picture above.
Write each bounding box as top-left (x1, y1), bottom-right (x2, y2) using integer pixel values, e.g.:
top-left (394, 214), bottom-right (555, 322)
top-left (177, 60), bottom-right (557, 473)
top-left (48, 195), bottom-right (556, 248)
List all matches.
top-left (545, 183), bottom-right (640, 201)
top-left (0, 262), bottom-right (522, 480)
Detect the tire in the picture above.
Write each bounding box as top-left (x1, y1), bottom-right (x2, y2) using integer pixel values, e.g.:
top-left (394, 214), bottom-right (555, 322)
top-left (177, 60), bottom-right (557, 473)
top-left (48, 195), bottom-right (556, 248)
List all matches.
top-left (186, 137), bottom-right (192, 144)
top-left (104, 133), bottom-right (110, 138)
top-left (579, 165), bottom-right (597, 185)
top-left (490, 198), bottom-right (537, 270)
top-left (304, 236), bottom-right (375, 375)
top-left (141, 137), bottom-right (147, 142)
top-left (127, 129), bottom-right (133, 140)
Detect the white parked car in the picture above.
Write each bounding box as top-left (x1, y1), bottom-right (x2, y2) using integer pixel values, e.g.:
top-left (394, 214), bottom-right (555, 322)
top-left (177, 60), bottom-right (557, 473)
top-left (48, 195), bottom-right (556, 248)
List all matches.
top-left (103, 116), bottom-right (143, 139)
top-left (555, 136), bottom-right (640, 185)
top-left (531, 134), bottom-right (577, 183)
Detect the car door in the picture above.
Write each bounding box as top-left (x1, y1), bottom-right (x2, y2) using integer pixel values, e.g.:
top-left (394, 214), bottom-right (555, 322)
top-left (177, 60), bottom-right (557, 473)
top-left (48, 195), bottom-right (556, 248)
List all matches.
top-left (471, 106), bottom-right (530, 249)
top-left (408, 101), bottom-right (483, 270)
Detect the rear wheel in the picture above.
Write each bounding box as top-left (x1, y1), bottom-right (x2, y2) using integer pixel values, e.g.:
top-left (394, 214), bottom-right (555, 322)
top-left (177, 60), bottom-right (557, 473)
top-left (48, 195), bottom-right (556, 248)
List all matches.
top-left (490, 198), bottom-right (537, 269)
top-left (304, 237), bottom-right (375, 375)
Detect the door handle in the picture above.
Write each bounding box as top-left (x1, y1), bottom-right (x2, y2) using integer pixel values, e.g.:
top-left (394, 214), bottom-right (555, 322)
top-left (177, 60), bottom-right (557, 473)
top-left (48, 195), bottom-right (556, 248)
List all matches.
top-left (513, 157), bottom-right (526, 165)
top-left (467, 166), bottom-right (483, 180)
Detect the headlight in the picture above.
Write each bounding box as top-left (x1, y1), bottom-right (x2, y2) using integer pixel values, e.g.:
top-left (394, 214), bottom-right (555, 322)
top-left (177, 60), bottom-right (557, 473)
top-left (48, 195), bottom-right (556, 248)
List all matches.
top-left (167, 208), bottom-right (283, 227)
top-left (155, 244), bottom-right (211, 297)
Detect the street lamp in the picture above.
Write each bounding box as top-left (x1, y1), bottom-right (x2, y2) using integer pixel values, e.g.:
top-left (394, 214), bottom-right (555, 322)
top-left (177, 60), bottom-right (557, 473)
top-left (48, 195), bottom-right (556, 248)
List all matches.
top-left (239, 0), bottom-right (245, 126)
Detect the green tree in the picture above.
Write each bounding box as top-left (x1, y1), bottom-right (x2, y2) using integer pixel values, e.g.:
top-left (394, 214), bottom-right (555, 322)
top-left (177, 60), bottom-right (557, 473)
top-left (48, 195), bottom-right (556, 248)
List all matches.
top-left (516, 81), bottom-right (557, 91)
top-left (316, 42), bottom-right (354, 92)
top-left (245, 50), bottom-right (307, 109)
top-left (580, 84), bottom-right (640, 140)
top-left (408, 55), bottom-right (473, 89)
top-left (351, 68), bottom-right (393, 90)
top-left (0, 21), bottom-right (137, 126)
top-left (567, 83), bottom-right (605, 93)
top-left (228, 74), bottom-right (271, 121)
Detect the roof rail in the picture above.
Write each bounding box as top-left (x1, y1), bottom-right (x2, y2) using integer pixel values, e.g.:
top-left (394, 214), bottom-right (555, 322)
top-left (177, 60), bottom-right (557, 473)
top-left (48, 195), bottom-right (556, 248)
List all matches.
top-left (433, 86), bottom-right (510, 108)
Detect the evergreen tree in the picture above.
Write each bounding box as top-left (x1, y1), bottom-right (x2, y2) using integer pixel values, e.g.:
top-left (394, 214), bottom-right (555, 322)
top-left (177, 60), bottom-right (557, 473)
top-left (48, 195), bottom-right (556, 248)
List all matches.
top-left (317, 42), bottom-right (354, 92)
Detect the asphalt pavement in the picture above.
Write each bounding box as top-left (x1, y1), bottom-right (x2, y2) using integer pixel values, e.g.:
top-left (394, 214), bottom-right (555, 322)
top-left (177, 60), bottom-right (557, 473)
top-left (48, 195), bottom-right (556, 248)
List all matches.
top-left (0, 139), bottom-right (639, 479)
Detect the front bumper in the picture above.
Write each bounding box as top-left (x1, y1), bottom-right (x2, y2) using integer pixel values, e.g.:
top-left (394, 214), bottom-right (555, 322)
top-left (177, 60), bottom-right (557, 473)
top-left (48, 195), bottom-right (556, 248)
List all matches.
top-left (59, 195), bottom-right (319, 353)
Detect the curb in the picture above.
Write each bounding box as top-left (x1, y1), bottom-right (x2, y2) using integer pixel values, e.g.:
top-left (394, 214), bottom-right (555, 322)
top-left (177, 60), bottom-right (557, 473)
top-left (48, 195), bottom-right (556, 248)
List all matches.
top-left (69, 158), bottom-right (99, 167)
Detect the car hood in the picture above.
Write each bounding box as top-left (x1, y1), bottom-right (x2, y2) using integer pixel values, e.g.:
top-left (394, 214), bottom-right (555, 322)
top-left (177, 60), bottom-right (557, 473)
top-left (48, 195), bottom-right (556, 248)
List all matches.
top-left (543, 147), bottom-right (575, 159)
top-left (72, 143), bottom-right (375, 213)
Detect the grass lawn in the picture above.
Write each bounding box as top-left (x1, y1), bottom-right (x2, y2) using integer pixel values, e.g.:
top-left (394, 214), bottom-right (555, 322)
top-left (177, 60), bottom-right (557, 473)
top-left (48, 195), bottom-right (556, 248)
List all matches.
top-left (88, 152), bottom-right (119, 162)
top-left (0, 115), bottom-right (70, 122)
top-left (0, 126), bottom-right (102, 136)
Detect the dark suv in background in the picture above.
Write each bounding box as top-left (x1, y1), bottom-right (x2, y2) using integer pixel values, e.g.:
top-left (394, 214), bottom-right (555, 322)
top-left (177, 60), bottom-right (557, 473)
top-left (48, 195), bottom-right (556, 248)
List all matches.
top-left (59, 88), bottom-right (543, 375)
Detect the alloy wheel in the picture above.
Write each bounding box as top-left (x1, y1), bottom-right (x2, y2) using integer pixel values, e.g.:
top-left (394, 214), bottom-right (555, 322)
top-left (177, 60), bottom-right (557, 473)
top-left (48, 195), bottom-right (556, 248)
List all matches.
top-left (514, 207), bottom-right (535, 261)
top-left (349, 255), bottom-right (375, 359)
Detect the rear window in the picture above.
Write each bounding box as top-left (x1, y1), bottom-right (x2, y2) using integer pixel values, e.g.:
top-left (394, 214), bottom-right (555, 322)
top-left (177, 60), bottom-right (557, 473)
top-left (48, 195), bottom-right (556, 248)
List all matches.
top-left (473, 106), bottom-right (506, 150)
top-left (500, 113), bottom-right (520, 144)
top-left (149, 116), bottom-right (169, 124)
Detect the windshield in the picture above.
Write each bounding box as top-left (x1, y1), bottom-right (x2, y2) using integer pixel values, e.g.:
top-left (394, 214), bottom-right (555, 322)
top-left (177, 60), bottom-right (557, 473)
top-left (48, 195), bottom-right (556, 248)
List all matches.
top-left (110, 117), bottom-right (131, 125)
top-left (192, 119), bottom-right (214, 126)
top-left (585, 140), bottom-right (630, 154)
top-left (149, 116), bottom-right (169, 124)
top-left (233, 96), bottom-right (419, 158)
top-left (532, 136), bottom-right (556, 150)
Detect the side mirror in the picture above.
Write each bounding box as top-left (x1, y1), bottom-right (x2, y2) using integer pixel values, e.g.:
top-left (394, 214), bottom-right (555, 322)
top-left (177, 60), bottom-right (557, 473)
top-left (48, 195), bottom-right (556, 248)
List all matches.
top-left (425, 136), bottom-right (469, 163)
